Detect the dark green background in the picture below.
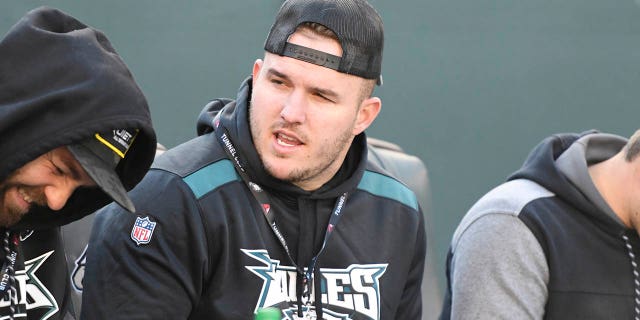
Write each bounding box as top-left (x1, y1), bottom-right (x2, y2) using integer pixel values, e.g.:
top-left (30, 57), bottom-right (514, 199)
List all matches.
top-left (3, 1), bottom-right (639, 318)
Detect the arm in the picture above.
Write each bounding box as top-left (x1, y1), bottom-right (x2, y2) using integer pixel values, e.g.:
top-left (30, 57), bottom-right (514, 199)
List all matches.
top-left (395, 206), bottom-right (427, 319)
top-left (80, 171), bottom-right (210, 319)
top-left (449, 213), bottom-right (548, 320)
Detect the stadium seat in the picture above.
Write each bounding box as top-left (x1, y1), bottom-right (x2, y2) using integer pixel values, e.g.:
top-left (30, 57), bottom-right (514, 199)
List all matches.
top-left (367, 137), bottom-right (442, 320)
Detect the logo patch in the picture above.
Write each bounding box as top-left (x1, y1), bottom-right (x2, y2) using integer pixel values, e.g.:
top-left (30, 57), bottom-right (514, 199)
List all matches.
top-left (131, 216), bottom-right (157, 245)
top-left (243, 249), bottom-right (387, 319)
top-left (95, 128), bottom-right (139, 158)
top-left (19, 230), bottom-right (34, 241)
top-left (71, 245), bottom-right (88, 292)
top-left (0, 251), bottom-right (59, 319)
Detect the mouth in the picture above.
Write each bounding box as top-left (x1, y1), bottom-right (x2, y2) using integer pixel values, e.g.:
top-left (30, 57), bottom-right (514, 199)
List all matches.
top-left (18, 187), bottom-right (34, 204)
top-left (275, 131), bottom-right (303, 148)
top-left (11, 186), bottom-right (40, 214)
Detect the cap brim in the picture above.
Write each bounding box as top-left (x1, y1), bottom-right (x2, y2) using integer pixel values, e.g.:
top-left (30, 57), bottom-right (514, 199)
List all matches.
top-left (67, 144), bottom-right (136, 213)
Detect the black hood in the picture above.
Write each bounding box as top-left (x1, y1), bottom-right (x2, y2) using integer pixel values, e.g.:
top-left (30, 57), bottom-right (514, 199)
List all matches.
top-left (0, 7), bottom-right (156, 230)
top-left (196, 77), bottom-right (367, 199)
top-left (507, 130), bottom-right (619, 228)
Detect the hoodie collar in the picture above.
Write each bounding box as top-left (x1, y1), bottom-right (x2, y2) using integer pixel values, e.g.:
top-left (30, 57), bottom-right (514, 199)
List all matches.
top-left (509, 130), bottom-right (627, 233)
top-left (555, 133), bottom-right (627, 227)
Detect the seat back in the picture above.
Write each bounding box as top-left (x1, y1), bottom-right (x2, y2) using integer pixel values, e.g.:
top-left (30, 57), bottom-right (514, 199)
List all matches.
top-left (367, 137), bottom-right (442, 320)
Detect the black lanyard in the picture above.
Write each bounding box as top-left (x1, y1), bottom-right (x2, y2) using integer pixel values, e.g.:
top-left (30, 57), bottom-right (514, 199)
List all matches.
top-left (214, 121), bottom-right (348, 314)
top-left (0, 231), bottom-right (18, 294)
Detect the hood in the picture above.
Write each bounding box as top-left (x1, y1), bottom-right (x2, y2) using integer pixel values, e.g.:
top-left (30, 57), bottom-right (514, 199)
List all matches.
top-left (0, 7), bottom-right (156, 230)
top-left (196, 77), bottom-right (367, 199)
top-left (507, 130), bottom-right (620, 228)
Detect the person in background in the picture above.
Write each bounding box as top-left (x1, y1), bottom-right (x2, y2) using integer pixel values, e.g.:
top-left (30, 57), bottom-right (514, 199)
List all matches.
top-left (0, 7), bottom-right (156, 319)
top-left (441, 129), bottom-right (640, 319)
top-left (81, 0), bottom-right (426, 319)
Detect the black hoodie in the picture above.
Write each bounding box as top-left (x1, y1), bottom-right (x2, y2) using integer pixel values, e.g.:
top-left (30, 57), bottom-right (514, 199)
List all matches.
top-left (441, 131), bottom-right (639, 319)
top-left (82, 77), bottom-right (425, 320)
top-left (0, 7), bottom-right (156, 319)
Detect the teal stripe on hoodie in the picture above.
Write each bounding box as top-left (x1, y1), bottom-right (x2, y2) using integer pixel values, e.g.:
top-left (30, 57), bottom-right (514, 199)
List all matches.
top-left (358, 171), bottom-right (418, 210)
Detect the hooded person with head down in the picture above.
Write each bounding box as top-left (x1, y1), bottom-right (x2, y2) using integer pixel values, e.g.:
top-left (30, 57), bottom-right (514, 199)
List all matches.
top-left (0, 6), bottom-right (156, 319)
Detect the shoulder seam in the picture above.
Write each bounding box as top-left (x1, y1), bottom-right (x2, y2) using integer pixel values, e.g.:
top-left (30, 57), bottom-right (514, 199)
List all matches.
top-left (182, 159), bottom-right (241, 199)
top-left (357, 170), bottom-right (418, 211)
top-left (451, 179), bottom-right (555, 248)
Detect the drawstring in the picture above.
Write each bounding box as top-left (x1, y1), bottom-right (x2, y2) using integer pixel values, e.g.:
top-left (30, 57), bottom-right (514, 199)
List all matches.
top-left (296, 271), bottom-right (304, 317)
top-left (313, 267), bottom-right (323, 319)
top-left (622, 234), bottom-right (640, 320)
top-left (3, 230), bottom-right (16, 320)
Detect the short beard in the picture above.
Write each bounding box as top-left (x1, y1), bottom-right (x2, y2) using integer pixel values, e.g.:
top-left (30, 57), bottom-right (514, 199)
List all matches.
top-left (0, 183), bottom-right (46, 228)
top-left (262, 125), bottom-right (353, 187)
top-left (0, 185), bottom-right (23, 227)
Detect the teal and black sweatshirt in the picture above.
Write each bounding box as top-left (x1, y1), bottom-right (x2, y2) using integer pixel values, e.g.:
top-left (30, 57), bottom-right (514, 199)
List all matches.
top-left (82, 77), bottom-right (426, 320)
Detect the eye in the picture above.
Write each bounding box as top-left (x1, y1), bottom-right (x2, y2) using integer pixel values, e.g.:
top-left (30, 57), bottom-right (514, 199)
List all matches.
top-left (270, 78), bottom-right (284, 86)
top-left (313, 92), bottom-right (335, 103)
top-left (50, 160), bottom-right (66, 176)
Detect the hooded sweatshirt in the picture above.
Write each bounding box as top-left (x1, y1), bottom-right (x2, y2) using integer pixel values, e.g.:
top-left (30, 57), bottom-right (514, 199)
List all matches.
top-left (0, 7), bottom-right (156, 319)
top-left (440, 131), bottom-right (638, 319)
top-left (82, 77), bottom-right (426, 320)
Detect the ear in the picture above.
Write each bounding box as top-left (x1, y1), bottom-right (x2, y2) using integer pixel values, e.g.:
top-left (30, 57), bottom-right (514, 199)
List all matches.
top-left (252, 59), bottom-right (263, 87)
top-left (353, 96), bottom-right (381, 135)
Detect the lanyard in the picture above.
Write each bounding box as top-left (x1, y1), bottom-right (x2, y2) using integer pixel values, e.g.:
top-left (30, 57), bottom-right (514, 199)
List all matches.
top-left (214, 121), bottom-right (348, 312)
top-left (0, 232), bottom-right (18, 294)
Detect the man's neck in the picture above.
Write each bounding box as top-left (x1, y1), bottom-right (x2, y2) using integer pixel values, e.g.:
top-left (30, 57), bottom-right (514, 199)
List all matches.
top-left (588, 151), bottom-right (630, 227)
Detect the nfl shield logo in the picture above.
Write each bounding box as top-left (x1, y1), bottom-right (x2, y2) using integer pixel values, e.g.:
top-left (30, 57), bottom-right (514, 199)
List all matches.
top-left (131, 216), bottom-right (157, 245)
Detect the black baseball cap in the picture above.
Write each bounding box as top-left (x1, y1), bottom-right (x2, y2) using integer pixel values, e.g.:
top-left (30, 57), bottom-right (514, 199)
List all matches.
top-left (67, 128), bottom-right (139, 213)
top-left (264, 0), bottom-right (384, 85)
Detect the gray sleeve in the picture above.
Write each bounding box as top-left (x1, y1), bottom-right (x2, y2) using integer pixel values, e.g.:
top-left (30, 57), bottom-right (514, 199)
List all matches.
top-left (450, 213), bottom-right (548, 320)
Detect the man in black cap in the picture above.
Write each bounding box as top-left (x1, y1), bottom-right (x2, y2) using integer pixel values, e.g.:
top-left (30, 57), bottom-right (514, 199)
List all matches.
top-left (0, 6), bottom-right (156, 319)
top-left (82, 0), bottom-right (426, 319)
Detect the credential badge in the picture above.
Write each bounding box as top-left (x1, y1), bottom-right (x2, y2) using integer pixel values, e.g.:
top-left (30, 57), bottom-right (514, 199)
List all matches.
top-left (131, 216), bottom-right (157, 245)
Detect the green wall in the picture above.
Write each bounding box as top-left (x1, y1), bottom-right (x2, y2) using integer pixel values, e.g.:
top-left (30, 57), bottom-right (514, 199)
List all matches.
top-left (3, 0), bottom-right (640, 318)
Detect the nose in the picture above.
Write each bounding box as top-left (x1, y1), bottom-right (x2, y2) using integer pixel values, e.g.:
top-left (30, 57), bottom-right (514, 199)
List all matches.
top-left (43, 183), bottom-right (76, 211)
top-left (280, 91), bottom-right (307, 123)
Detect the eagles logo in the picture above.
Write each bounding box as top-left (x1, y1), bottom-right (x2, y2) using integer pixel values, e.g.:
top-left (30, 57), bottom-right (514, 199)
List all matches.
top-left (0, 251), bottom-right (59, 320)
top-left (71, 246), bottom-right (88, 292)
top-left (243, 249), bottom-right (387, 320)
